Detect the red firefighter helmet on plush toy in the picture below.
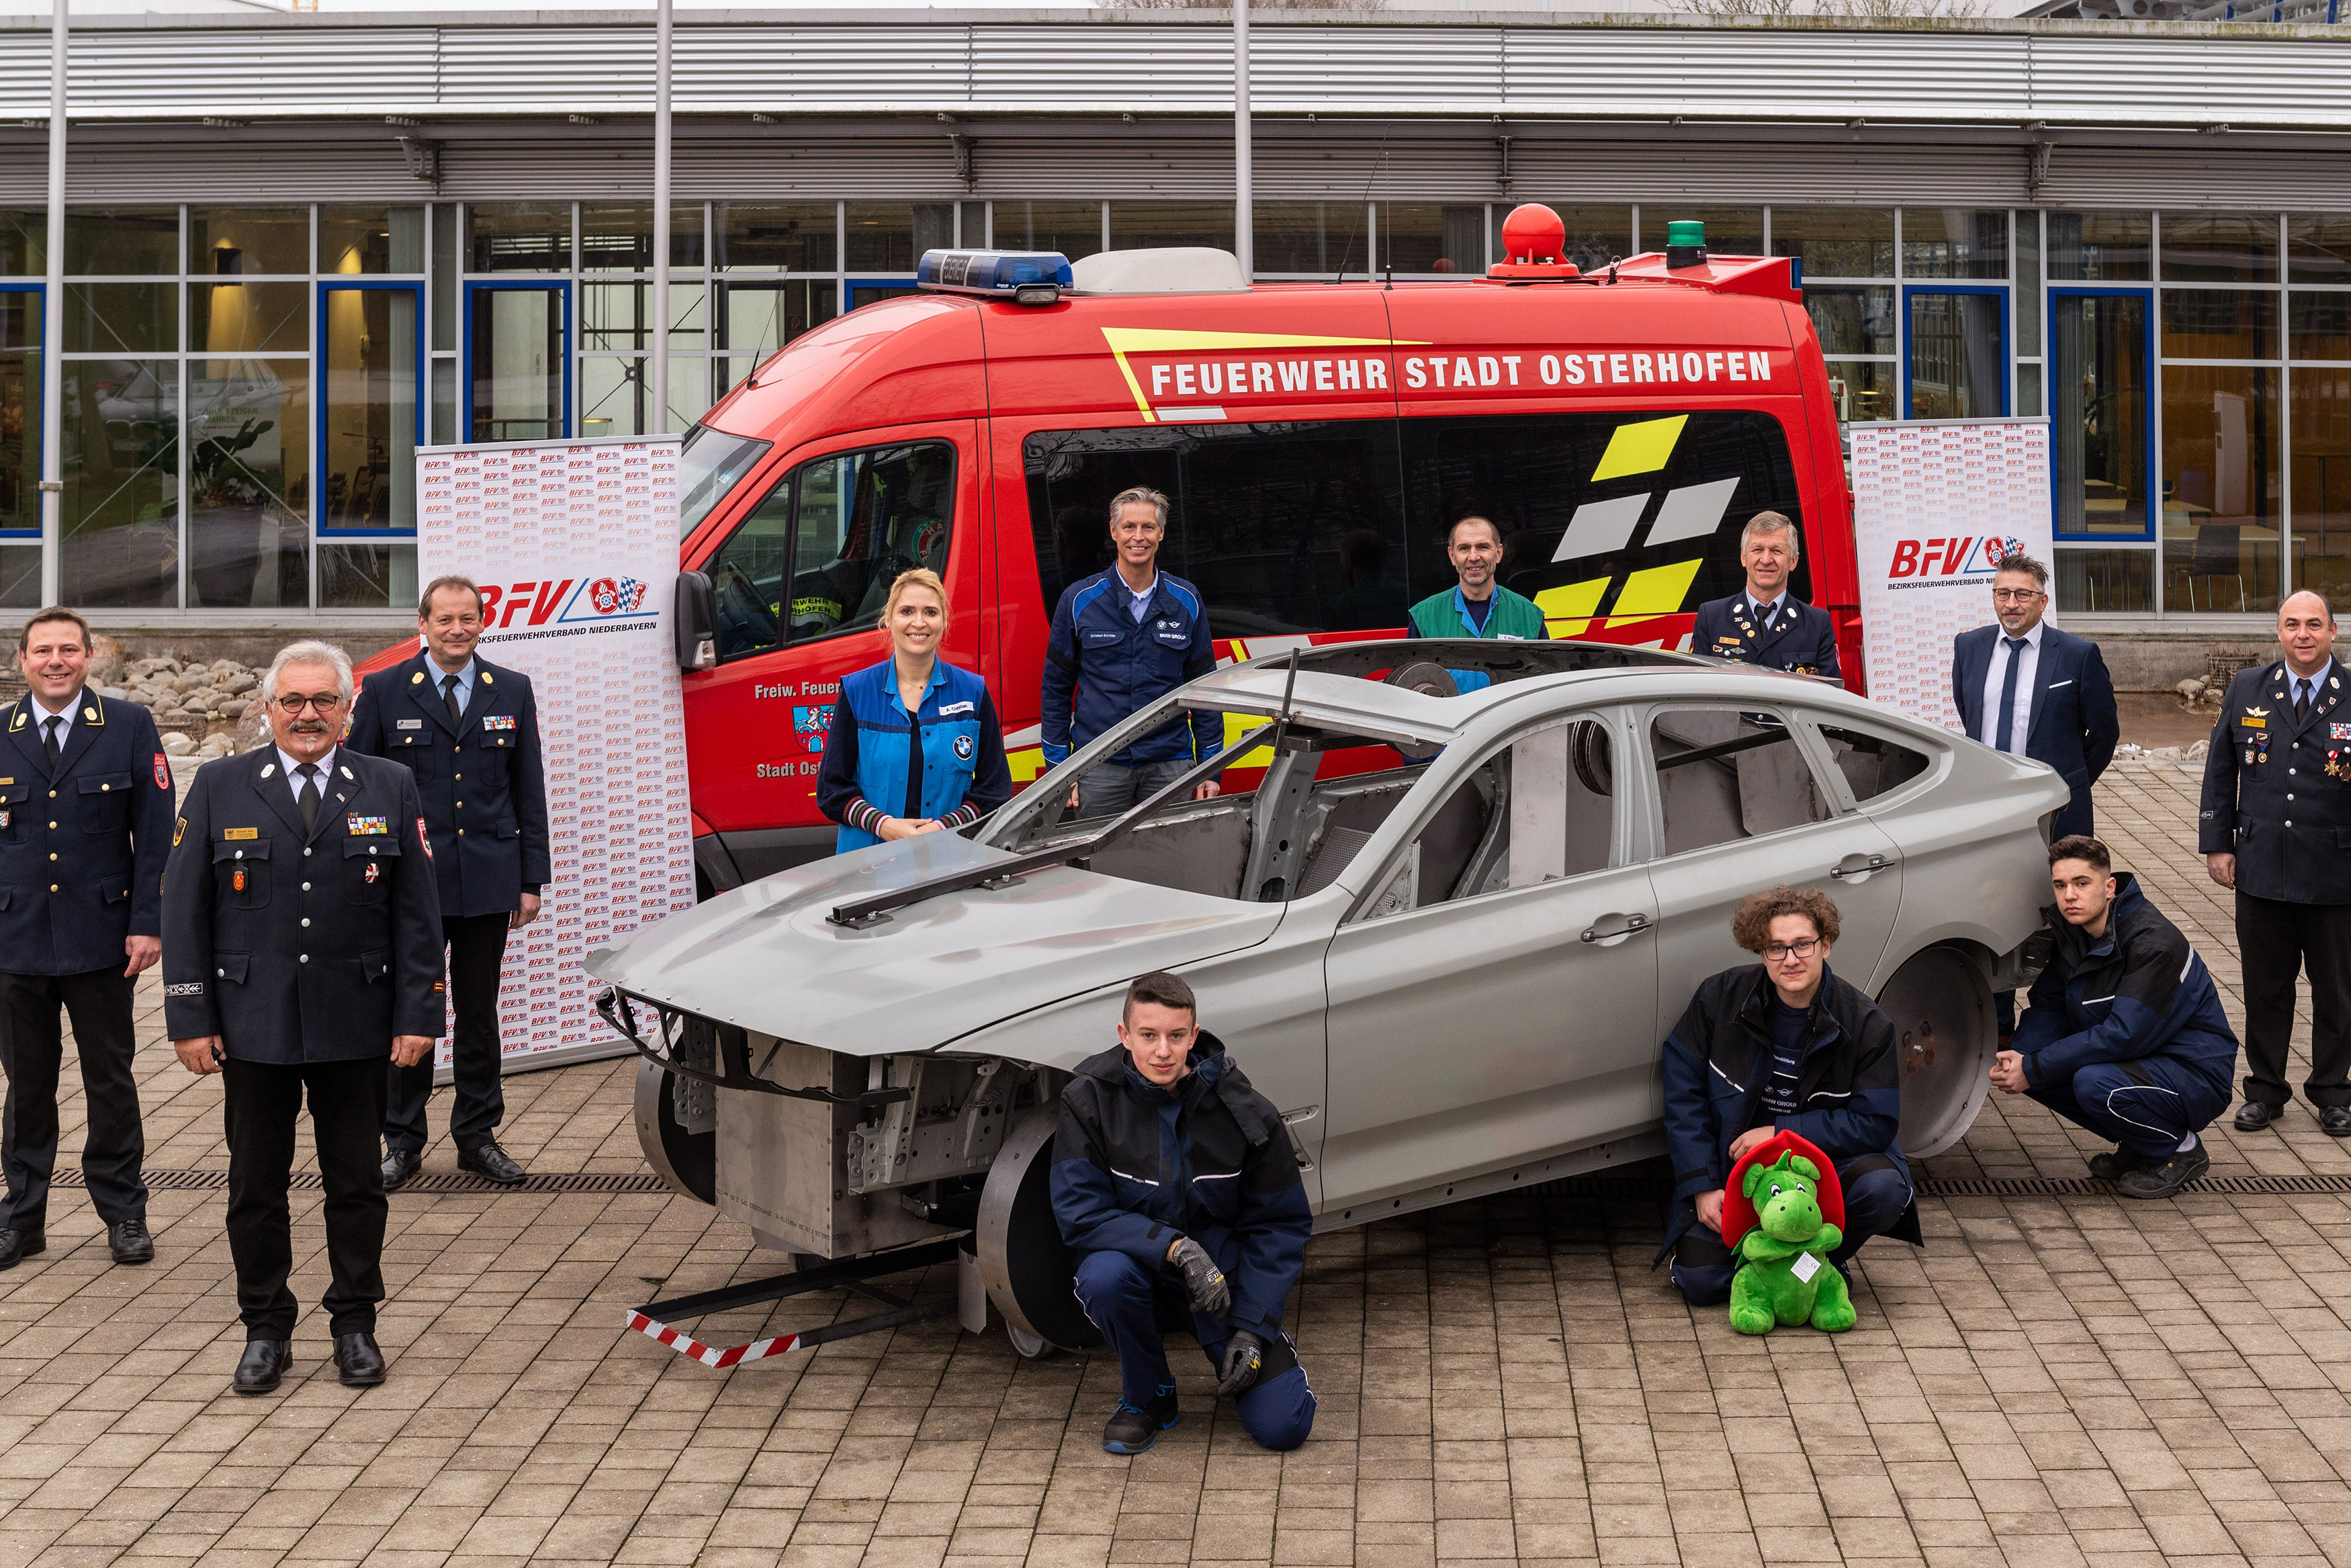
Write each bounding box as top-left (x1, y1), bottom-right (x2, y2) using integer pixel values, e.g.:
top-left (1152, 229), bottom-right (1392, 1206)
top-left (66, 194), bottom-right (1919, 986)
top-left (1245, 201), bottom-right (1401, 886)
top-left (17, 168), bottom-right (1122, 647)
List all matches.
top-left (1720, 1129), bottom-right (1845, 1250)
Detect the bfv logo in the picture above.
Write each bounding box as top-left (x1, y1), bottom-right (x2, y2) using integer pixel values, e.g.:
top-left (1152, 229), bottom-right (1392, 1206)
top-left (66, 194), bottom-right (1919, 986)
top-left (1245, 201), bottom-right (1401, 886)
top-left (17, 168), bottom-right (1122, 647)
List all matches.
top-left (1886, 537), bottom-right (2022, 580)
top-left (557, 575), bottom-right (652, 623)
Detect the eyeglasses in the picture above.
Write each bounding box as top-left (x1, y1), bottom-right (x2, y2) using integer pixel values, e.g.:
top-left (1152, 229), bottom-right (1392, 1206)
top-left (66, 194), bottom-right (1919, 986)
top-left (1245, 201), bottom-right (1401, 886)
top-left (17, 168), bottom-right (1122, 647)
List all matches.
top-left (273, 693), bottom-right (345, 714)
top-left (1763, 939), bottom-right (1820, 962)
top-left (1992, 589), bottom-right (2045, 604)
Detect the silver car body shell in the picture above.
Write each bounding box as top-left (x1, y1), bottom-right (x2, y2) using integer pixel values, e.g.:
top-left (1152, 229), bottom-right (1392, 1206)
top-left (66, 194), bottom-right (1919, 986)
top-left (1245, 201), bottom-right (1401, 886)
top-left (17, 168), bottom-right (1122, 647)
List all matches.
top-left (589, 658), bottom-right (2070, 1230)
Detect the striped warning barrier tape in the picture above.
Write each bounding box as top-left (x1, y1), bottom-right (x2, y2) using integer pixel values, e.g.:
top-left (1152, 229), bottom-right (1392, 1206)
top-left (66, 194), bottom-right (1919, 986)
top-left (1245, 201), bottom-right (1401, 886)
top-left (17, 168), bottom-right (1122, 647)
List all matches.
top-left (625, 1309), bottom-right (805, 1369)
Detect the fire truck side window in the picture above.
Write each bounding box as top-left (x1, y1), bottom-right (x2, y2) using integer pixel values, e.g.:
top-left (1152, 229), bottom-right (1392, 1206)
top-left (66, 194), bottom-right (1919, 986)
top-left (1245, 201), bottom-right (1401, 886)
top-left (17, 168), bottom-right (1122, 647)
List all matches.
top-left (1024, 421), bottom-right (1407, 639)
top-left (703, 441), bottom-right (957, 662)
top-left (1399, 411), bottom-right (1808, 628)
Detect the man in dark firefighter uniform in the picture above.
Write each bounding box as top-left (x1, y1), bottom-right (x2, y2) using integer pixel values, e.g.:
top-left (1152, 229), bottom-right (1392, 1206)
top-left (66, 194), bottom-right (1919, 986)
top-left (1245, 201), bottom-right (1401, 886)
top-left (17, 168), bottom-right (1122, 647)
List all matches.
top-left (1690, 510), bottom-right (1841, 679)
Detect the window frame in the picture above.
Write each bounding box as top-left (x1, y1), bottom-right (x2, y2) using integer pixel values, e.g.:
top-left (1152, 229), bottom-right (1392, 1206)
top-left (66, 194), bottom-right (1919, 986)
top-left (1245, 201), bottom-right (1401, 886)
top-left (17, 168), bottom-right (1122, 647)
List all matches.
top-left (1787, 708), bottom-right (1948, 816)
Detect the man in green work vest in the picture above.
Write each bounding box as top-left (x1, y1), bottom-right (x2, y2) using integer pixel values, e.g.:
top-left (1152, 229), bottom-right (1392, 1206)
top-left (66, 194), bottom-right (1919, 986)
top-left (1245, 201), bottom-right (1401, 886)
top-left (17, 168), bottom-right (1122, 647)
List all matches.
top-left (1407, 516), bottom-right (1550, 643)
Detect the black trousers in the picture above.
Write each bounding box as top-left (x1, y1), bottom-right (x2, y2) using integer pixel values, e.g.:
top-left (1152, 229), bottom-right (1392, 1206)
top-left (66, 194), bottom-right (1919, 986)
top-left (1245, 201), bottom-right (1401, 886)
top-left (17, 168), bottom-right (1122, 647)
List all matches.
top-left (224, 1056), bottom-right (388, 1340)
top-left (2236, 890), bottom-right (2351, 1109)
top-left (383, 912), bottom-right (511, 1159)
top-left (0, 967), bottom-right (146, 1232)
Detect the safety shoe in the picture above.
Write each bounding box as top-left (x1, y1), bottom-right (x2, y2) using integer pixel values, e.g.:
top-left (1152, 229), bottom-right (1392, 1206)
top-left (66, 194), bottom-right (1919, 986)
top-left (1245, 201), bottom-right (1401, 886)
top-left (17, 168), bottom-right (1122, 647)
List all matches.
top-left (457, 1142), bottom-right (527, 1187)
top-left (1102, 1386), bottom-right (1180, 1455)
top-left (0, 1228), bottom-right (44, 1269)
top-left (108, 1219), bottom-right (154, 1265)
top-left (2117, 1141), bottom-right (2211, 1201)
top-left (2087, 1146), bottom-right (2149, 1181)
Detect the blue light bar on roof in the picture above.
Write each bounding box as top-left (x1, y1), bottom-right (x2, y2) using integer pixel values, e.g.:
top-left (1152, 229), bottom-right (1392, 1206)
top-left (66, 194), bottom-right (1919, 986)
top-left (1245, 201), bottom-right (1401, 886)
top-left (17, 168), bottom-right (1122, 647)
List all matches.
top-left (916, 248), bottom-right (1074, 300)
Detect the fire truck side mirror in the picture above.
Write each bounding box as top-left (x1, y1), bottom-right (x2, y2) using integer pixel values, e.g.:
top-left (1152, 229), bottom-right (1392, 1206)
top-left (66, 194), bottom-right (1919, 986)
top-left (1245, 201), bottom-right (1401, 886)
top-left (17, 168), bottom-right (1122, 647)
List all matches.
top-left (675, 570), bottom-right (717, 670)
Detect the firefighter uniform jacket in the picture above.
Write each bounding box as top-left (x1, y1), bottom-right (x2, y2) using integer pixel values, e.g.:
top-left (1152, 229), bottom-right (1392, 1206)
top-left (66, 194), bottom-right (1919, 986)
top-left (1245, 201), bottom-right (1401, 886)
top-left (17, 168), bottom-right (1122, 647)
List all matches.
top-left (160, 747), bottom-right (446, 1064)
top-left (1051, 1031), bottom-right (1312, 1342)
top-left (2198, 659), bottom-right (2351, 907)
top-left (0, 692), bottom-right (175, 976)
top-left (1691, 592), bottom-right (1842, 680)
top-left (347, 651), bottom-right (551, 918)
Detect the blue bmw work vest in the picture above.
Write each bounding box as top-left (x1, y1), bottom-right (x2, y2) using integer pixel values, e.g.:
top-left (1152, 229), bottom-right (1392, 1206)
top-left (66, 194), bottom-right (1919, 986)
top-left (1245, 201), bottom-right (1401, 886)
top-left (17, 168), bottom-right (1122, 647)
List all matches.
top-left (834, 657), bottom-right (991, 854)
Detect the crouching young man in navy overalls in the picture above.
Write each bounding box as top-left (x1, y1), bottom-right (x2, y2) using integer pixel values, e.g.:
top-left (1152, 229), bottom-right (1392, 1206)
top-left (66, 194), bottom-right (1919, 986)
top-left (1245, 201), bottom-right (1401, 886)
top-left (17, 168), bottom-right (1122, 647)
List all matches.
top-left (1053, 972), bottom-right (1316, 1455)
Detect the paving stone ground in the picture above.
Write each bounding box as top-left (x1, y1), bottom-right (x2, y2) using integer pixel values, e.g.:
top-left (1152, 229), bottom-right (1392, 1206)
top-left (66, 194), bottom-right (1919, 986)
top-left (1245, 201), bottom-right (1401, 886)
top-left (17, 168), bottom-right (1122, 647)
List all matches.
top-left (5, 763), bottom-right (2350, 1568)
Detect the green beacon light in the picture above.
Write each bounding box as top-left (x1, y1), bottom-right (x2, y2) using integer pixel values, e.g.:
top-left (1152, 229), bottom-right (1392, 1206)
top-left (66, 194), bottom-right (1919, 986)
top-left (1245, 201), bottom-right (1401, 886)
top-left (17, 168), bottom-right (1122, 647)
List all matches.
top-left (1665, 220), bottom-right (1707, 271)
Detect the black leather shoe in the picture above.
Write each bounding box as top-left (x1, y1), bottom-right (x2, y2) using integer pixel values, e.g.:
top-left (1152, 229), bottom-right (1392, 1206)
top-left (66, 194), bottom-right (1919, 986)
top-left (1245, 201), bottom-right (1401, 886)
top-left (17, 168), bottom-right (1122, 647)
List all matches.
top-left (457, 1141), bottom-right (527, 1186)
top-left (334, 1331), bottom-right (386, 1387)
top-left (2118, 1140), bottom-right (2211, 1199)
top-left (233, 1339), bottom-right (292, 1395)
top-left (380, 1148), bottom-right (421, 1192)
top-left (2323, 1107), bottom-right (2351, 1138)
top-left (2235, 1101), bottom-right (2282, 1132)
top-left (0, 1228), bottom-right (44, 1269)
top-left (107, 1218), bottom-right (154, 1265)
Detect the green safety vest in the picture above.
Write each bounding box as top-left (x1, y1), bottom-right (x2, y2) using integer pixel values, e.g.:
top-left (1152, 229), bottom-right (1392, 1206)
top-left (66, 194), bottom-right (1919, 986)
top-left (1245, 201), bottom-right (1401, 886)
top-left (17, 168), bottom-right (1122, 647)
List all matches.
top-left (1408, 585), bottom-right (1548, 641)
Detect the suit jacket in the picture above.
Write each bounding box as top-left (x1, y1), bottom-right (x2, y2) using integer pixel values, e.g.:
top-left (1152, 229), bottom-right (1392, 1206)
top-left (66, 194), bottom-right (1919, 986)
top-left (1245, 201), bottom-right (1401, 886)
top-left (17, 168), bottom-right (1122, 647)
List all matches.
top-left (347, 651), bottom-right (551, 918)
top-left (1691, 594), bottom-right (1841, 681)
top-left (161, 747), bottom-right (446, 1062)
top-left (0, 692), bottom-right (175, 975)
top-left (2199, 659), bottom-right (2351, 906)
top-left (1951, 622), bottom-right (2119, 841)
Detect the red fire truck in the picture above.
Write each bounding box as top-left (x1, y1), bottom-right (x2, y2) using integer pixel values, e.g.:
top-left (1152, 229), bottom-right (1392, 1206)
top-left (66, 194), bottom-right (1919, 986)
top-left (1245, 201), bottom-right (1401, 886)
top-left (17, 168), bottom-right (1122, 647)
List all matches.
top-left (381, 209), bottom-right (1857, 893)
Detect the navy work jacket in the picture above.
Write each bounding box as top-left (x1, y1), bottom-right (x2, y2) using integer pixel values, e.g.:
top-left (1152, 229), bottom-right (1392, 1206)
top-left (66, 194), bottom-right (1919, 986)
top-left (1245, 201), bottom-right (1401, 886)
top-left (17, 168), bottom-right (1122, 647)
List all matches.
top-left (349, 651), bottom-right (551, 918)
top-left (0, 692), bottom-right (175, 976)
top-left (1040, 569), bottom-right (1221, 769)
top-left (161, 747), bottom-right (446, 1064)
top-left (1051, 1031), bottom-right (1311, 1340)
top-left (2013, 874), bottom-right (2239, 1094)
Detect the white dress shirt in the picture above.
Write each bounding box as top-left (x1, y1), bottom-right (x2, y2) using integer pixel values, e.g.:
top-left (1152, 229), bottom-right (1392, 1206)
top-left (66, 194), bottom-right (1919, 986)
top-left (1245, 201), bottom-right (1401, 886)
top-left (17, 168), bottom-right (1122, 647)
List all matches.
top-left (273, 744), bottom-right (339, 810)
top-left (28, 688), bottom-right (81, 752)
top-left (1978, 621), bottom-right (2045, 755)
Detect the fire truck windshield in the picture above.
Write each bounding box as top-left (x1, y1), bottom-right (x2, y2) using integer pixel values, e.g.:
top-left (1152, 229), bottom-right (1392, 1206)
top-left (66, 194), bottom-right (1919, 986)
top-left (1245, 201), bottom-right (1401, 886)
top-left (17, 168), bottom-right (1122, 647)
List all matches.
top-left (677, 424), bottom-right (774, 540)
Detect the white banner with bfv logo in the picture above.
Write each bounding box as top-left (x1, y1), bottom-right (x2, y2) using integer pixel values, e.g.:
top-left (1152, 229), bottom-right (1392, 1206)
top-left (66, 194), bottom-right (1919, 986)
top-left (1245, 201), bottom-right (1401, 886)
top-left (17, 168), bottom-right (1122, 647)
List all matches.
top-left (1849, 418), bottom-right (2055, 731)
top-left (415, 435), bottom-right (695, 1076)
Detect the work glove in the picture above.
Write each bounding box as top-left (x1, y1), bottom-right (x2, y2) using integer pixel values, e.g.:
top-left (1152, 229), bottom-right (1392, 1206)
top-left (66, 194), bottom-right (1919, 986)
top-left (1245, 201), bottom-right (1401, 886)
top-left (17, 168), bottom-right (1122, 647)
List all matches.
top-left (1167, 1237), bottom-right (1231, 1318)
top-left (1215, 1330), bottom-right (1266, 1397)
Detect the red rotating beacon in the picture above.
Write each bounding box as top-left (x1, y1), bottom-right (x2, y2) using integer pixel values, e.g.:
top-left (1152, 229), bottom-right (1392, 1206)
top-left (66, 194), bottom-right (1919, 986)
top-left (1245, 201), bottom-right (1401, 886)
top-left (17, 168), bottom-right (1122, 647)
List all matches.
top-left (1486, 203), bottom-right (1581, 281)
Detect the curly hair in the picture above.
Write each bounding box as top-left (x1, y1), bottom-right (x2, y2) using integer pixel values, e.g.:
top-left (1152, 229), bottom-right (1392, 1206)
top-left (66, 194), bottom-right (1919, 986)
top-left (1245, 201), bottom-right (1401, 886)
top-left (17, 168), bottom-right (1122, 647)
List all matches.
top-left (1730, 885), bottom-right (1841, 954)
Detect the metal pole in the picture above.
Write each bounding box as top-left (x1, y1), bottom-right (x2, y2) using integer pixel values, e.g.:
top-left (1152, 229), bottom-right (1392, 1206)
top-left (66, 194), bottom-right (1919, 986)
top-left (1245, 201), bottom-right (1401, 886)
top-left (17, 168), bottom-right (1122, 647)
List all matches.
top-left (1233, 0), bottom-right (1251, 282)
top-left (39, 0), bottom-right (64, 605)
top-left (651, 0), bottom-right (672, 434)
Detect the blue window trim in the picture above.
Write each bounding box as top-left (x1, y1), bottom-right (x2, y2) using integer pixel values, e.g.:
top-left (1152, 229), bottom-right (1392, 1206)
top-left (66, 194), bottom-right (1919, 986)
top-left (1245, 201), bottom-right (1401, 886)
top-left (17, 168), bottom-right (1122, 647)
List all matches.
top-left (315, 280), bottom-right (425, 539)
top-left (461, 279), bottom-right (572, 443)
top-left (1901, 283), bottom-right (2010, 421)
top-left (844, 278), bottom-right (919, 313)
top-left (2047, 285), bottom-right (2157, 544)
top-left (0, 282), bottom-right (39, 539)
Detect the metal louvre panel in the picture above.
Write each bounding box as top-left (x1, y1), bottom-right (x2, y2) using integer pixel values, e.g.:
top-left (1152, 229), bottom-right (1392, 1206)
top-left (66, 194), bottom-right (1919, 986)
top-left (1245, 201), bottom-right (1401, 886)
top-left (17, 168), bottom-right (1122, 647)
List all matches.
top-left (439, 27), bottom-right (656, 105)
top-left (2025, 34), bottom-right (2351, 121)
top-left (1501, 28), bottom-right (2037, 121)
top-left (681, 27), bottom-right (971, 107)
top-left (1505, 139), bottom-right (2036, 204)
top-left (2032, 144), bottom-right (2351, 204)
top-left (28, 26), bottom-right (440, 116)
top-left (3, 139), bottom-right (428, 202)
top-left (1254, 26), bottom-right (1503, 105)
top-left (969, 25), bottom-right (1231, 105)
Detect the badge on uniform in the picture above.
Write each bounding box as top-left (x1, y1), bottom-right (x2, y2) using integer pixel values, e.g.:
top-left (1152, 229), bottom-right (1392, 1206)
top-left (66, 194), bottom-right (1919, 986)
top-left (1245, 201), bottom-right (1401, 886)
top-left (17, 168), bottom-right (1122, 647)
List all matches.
top-left (396, 719), bottom-right (424, 731)
top-left (154, 752), bottom-right (169, 790)
top-left (224, 827), bottom-right (258, 840)
top-left (347, 815), bottom-right (389, 835)
top-left (2242, 715), bottom-right (2267, 730)
top-left (953, 734), bottom-right (975, 761)
top-left (364, 862), bottom-right (381, 884)
top-left (165, 982), bottom-right (204, 998)
top-left (410, 670), bottom-right (426, 685)
top-left (417, 816), bottom-right (433, 857)
top-left (2332, 723), bottom-right (2351, 741)
top-left (482, 714), bottom-right (516, 732)
top-left (232, 865), bottom-right (247, 893)
top-left (172, 815), bottom-right (184, 847)
top-left (0, 809), bottom-right (9, 831)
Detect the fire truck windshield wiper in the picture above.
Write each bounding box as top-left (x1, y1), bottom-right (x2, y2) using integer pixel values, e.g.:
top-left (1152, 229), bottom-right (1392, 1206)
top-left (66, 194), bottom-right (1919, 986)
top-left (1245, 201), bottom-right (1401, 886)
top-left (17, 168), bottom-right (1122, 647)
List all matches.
top-left (827, 718), bottom-right (1279, 929)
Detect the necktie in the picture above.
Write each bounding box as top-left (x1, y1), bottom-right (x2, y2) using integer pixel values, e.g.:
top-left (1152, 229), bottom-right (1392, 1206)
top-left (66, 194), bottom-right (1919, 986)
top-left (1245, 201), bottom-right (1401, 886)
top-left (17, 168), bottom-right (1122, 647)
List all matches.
top-left (1994, 637), bottom-right (2027, 753)
top-left (1757, 600), bottom-right (1775, 633)
top-left (2297, 678), bottom-right (2311, 723)
top-left (443, 673), bottom-right (463, 728)
top-left (42, 715), bottom-right (60, 767)
top-left (295, 762), bottom-right (320, 833)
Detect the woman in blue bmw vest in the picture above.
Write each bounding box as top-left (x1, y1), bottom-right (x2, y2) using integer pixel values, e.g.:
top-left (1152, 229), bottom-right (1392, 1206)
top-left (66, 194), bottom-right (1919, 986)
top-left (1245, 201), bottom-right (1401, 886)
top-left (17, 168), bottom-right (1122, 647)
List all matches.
top-left (817, 568), bottom-right (1013, 853)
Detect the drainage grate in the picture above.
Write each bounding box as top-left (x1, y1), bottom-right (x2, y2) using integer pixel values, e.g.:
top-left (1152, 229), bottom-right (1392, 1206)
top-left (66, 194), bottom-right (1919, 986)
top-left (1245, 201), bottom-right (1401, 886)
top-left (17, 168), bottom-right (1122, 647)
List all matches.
top-left (50, 1168), bottom-right (675, 1195)
top-left (1536, 1171), bottom-right (2351, 1202)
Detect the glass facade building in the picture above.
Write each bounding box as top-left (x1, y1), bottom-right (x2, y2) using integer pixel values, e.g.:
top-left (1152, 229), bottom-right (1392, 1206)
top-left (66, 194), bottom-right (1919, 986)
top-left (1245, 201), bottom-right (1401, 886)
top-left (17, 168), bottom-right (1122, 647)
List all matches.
top-left (3, 199), bottom-right (2348, 622)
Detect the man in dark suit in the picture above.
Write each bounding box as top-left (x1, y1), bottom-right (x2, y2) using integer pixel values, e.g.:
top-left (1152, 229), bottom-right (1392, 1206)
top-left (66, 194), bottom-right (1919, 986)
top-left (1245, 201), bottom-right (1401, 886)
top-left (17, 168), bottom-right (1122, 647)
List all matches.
top-left (1951, 553), bottom-right (2120, 843)
top-left (347, 576), bottom-right (549, 1190)
top-left (0, 608), bottom-right (173, 1269)
top-left (1690, 512), bottom-right (1841, 680)
top-left (164, 641), bottom-right (445, 1394)
top-left (2201, 590), bottom-right (2351, 1135)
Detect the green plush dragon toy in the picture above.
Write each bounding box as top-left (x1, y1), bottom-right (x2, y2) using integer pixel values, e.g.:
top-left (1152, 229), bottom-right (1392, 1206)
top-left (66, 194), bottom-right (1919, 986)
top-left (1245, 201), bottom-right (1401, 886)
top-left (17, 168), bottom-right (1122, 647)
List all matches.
top-left (1721, 1131), bottom-right (1857, 1336)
